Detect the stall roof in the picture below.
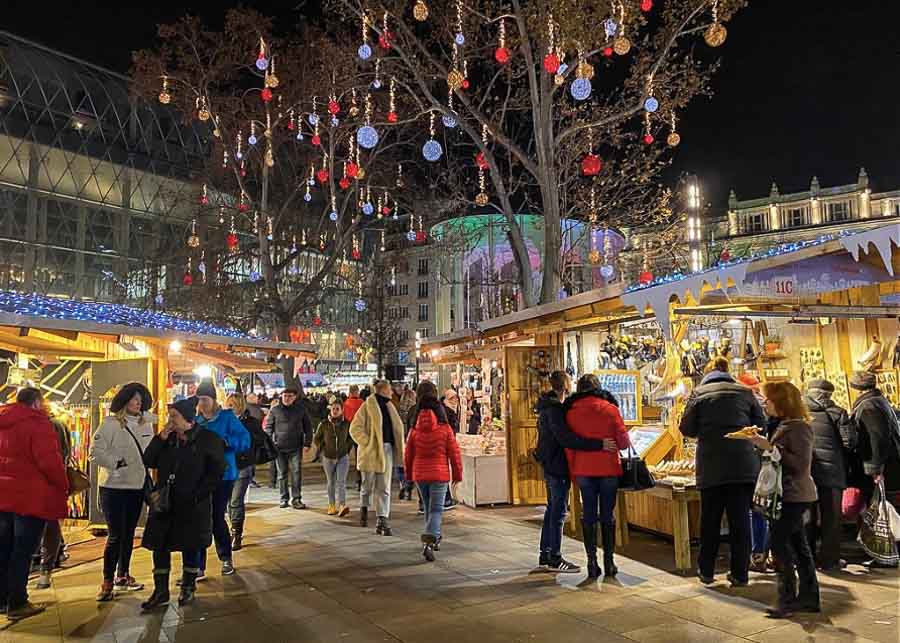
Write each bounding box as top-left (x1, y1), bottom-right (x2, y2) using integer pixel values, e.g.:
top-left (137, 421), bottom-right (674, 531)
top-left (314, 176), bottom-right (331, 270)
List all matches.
top-left (0, 290), bottom-right (316, 357)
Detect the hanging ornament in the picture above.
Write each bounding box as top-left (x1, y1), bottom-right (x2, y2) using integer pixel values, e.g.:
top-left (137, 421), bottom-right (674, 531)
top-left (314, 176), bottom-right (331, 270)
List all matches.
top-left (265, 58), bottom-right (279, 88)
top-left (329, 193), bottom-right (338, 221)
top-left (667, 112), bottom-right (681, 147)
top-left (638, 240), bottom-right (653, 285)
top-left (314, 315), bottom-right (322, 326)
top-left (358, 13), bottom-right (373, 60)
top-left (311, 134), bottom-right (321, 146)
top-left (453, 0), bottom-right (465, 45)
top-left (248, 123), bottom-right (258, 146)
top-left (495, 18), bottom-right (510, 64)
top-left (362, 187), bottom-right (374, 215)
top-left (187, 219), bottom-right (200, 248)
top-left (475, 151), bottom-right (488, 170)
top-left (371, 58), bottom-right (383, 89)
top-left (642, 113), bottom-right (654, 145)
top-left (576, 60), bottom-right (594, 80)
top-left (582, 154), bottom-right (602, 176)
top-left (256, 38), bottom-right (269, 70)
top-left (644, 96), bottom-right (659, 113)
top-left (158, 76), bottom-right (171, 104)
top-left (347, 162), bottom-right (359, 178)
top-left (349, 88), bottom-right (360, 118)
top-left (196, 96), bottom-right (210, 121)
top-left (356, 93), bottom-right (379, 149)
top-left (303, 180), bottom-right (312, 203)
top-left (600, 264), bottom-right (615, 279)
top-left (339, 177), bottom-right (350, 190)
top-left (183, 271), bottom-right (193, 286)
top-left (395, 163), bottom-right (405, 188)
top-left (226, 232), bottom-right (239, 250)
top-left (422, 112), bottom-right (443, 162)
top-left (571, 78), bottom-right (592, 101)
top-left (639, 270), bottom-right (653, 285)
top-left (705, 0), bottom-right (728, 47)
top-left (328, 99), bottom-right (340, 116)
top-left (378, 11), bottom-right (394, 50)
top-left (200, 184), bottom-right (209, 205)
top-left (543, 53), bottom-right (560, 74)
top-left (613, 36), bottom-right (631, 55)
top-left (603, 46), bottom-right (614, 58)
top-left (238, 193), bottom-right (249, 212)
top-left (316, 168), bottom-right (329, 184)
top-left (447, 68), bottom-right (465, 91)
top-left (387, 76), bottom-right (398, 122)
top-left (720, 243), bottom-right (731, 263)
top-left (261, 88), bottom-right (273, 103)
top-left (643, 133), bottom-right (654, 145)
top-left (413, 0), bottom-right (429, 22)
top-left (589, 249), bottom-right (601, 265)
top-left (641, 0), bottom-right (653, 12)
top-left (543, 13), bottom-right (560, 73)
top-left (416, 216), bottom-right (426, 242)
top-left (352, 235), bottom-right (362, 260)
top-left (604, 18), bottom-right (618, 38)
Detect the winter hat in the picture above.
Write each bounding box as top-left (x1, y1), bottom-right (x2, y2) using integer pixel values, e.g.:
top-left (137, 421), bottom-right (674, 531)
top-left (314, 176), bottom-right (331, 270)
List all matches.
top-left (168, 398), bottom-right (197, 423)
top-left (736, 373), bottom-right (760, 391)
top-left (110, 382), bottom-right (153, 414)
top-left (195, 379), bottom-right (217, 400)
top-left (806, 378), bottom-right (834, 393)
top-left (849, 371), bottom-right (877, 391)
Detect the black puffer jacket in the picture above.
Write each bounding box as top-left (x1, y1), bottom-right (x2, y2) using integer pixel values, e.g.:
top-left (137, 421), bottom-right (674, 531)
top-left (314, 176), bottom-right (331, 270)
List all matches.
top-left (264, 401), bottom-right (313, 452)
top-left (805, 393), bottom-right (856, 490)
top-left (534, 391), bottom-right (606, 479)
top-left (141, 427), bottom-right (225, 553)
top-left (679, 374), bottom-right (766, 490)
top-left (235, 410), bottom-right (271, 470)
top-left (852, 389), bottom-right (900, 493)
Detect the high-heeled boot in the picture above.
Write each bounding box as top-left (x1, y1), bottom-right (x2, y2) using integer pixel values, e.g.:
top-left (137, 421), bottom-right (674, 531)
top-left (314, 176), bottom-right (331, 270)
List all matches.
top-left (581, 522), bottom-right (600, 579)
top-left (601, 523), bottom-right (618, 577)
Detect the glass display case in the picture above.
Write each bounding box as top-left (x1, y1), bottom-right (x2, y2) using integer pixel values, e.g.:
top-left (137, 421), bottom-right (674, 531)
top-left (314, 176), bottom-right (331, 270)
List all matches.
top-left (595, 369), bottom-right (642, 424)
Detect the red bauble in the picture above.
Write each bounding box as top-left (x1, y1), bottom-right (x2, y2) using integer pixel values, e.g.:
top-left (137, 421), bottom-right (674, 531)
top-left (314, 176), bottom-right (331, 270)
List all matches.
top-left (638, 270), bottom-right (654, 285)
top-left (261, 88), bottom-right (273, 102)
top-left (313, 316), bottom-right (322, 326)
top-left (475, 151), bottom-right (489, 170)
top-left (387, 111), bottom-right (398, 123)
top-left (239, 203), bottom-right (249, 212)
top-left (603, 47), bottom-right (614, 58)
top-left (339, 177), bottom-right (351, 190)
top-left (378, 31), bottom-right (393, 49)
top-left (495, 47), bottom-right (510, 65)
top-left (240, 168), bottom-right (247, 177)
top-left (316, 168), bottom-right (329, 184)
top-left (328, 100), bottom-right (340, 115)
top-left (415, 230), bottom-right (426, 242)
top-left (182, 272), bottom-right (193, 286)
top-left (462, 79), bottom-right (470, 90)
top-left (311, 134), bottom-right (321, 146)
top-left (382, 205), bottom-right (391, 216)
top-left (641, 0), bottom-right (653, 12)
top-left (352, 248), bottom-right (362, 260)
top-left (287, 120), bottom-right (295, 131)
top-left (581, 154), bottom-right (602, 176)
top-left (643, 133), bottom-right (655, 145)
top-left (543, 53), bottom-right (560, 74)
top-left (720, 248), bottom-right (731, 262)
top-left (226, 233), bottom-right (239, 249)
top-left (346, 162), bottom-right (359, 178)
top-left (200, 195), bottom-right (209, 205)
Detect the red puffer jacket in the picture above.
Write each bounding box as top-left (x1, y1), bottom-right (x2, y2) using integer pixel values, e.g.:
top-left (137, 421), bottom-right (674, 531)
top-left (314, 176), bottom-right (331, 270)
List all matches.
top-left (0, 403), bottom-right (69, 520)
top-left (564, 391), bottom-right (631, 478)
top-left (404, 409), bottom-right (463, 483)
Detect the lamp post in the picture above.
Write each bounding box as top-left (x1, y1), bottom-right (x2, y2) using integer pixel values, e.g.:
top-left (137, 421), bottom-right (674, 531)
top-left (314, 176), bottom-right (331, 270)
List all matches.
top-left (414, 331), bottom-right (421, 387)
top-left (686, 175), bottom-right (703, 272)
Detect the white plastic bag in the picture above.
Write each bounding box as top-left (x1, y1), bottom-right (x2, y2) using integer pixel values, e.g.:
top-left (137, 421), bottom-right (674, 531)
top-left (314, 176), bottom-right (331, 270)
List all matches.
top-left (885, 498), bottom-right (900, 541)
top-left (858, 480), bottom-right (900, 565)
top-left (752, 446), bottom-right (782, 521)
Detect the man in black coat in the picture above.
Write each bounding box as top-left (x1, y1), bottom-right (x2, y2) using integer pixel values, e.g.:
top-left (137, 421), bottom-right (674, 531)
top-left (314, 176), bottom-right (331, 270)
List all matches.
top-left (680, 362), bottom-right (765, 586)
top-left (534, 371), bottom-right (607, 574)
top-left (804, 379), bottom-right (857, 571)
top-left (850, 371), bottom-right (900, 499)
top-left (264, 387), bottom-right (313, 509)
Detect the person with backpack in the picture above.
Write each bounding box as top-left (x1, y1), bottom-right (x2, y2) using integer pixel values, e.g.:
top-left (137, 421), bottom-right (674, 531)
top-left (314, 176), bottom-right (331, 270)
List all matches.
top-left (225, 393), bottom-right (270, 551)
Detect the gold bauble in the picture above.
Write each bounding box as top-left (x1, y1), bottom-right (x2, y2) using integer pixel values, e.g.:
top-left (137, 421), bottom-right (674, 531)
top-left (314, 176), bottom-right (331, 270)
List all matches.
top-left (576, 61), bottom-right (595, 80)
top-left (613, 36), bottom-right (631, 56)
top-left (475, 192), bottom-right (489, 206)
top-left (349, 106), bottom-right (360, 117)
top-left (447, 69), bottom-right (465, 91)
top-left (158, 91), bottom-right (171, 105)
top-left (667, 132), bottom-right (681, 147)
top-left (589, 249), bottom-right (601, 265)
top-left (198, 109), bottom-right (211, 122)
top-left (265, 148), bottom-right (275, 167)
top-left (413, 0), bottom-right (429, 21)
top-left (356, 167), bottom-right (366, 179)
top-left (187, 234), bottom-right (200, 248)
top-left (554, 73), bottom-right (565, 86)
top-left (266, 73), bottom-right (280, 88)
top-left (704, 22), bottom-right (727, 47)
top-left (213, 128), bottom-right (221, 138)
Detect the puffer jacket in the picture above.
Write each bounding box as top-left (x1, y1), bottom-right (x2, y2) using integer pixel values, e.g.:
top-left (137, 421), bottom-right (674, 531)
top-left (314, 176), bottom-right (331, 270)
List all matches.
top-left (534, 391), bottom-right (606, 479)
top-left (313, 416), bottom-right (354, 460)
top-left (234, 410), bottom-right (268, 471)
top-left (564, 390), bottom-right (631, 478)
top-left (852, 389), bottom-right (900, 492)
top-left (404, 409), bottom-right (463, 483)
top-left (90, 413), bottom-right (157, 490)
top-left (679, 372), bottom-right (765, 490)
top-left (195, 406), bottom-right (250, 482)
top-left (265, 401), bottom-right (313, 453)
top-left (0, 402), bottom-right (69, 520)
top-left (805, 393), bottom-right (856, 490)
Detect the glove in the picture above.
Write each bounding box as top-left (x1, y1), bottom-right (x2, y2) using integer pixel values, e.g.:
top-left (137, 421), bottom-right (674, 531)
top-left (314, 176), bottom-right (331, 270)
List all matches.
top-left (115, 458), bottom-right (128, 469)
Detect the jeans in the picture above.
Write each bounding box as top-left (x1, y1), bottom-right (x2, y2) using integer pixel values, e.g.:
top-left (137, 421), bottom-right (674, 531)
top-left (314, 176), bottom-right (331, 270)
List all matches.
top-left (99, 487), bottom-right (145, 582)
top-left (807, 486), bottom-right (842, 568)
top-left (152, 549), bottom-right (202, 575)
top-left (229, 466), bottom-right (254, 524)
top-left (575, 476), bottom-right (619, 526)
top-left (276, 449), bottom-right (303, 503)
top-left (540, 474), bottom-right (570, 559)
top-left (322, 456), bottom-right (350, 506)
top-left (39, 520), bottom-right (63, 573)
top-left (418, 482), bottom-right (449, 539)
top-left (201, 479), bottom-right (235, 572)
top-left (0, 512), bottom-right (46, 609)
top-left (771, 502), bottom-right (819, 607)
top-left (360, 443), bottom-right (393, 518)
top-left (751, 511), bottom-right (769, 555)
top-left (698, 483), bottom-right (754, 582)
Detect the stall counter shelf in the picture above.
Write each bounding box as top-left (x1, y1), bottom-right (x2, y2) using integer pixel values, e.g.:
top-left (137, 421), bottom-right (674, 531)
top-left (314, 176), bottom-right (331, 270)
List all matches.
top-left (456, 432), bottom-right (510, 507)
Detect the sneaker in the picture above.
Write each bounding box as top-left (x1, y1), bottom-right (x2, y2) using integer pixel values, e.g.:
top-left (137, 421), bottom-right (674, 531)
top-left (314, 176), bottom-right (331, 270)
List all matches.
top-left (443, 500), bottom-right (458, 511)
top-left (337, 504), bottom-right (350, 517)
top-left (249, 480), bottom-right (260, 488)
top-left (417, 507), bottom-right (425, 515)
top-left (221, 560), bottom-right (236, 576)
top-left (279, 500), bottom-right (289, 508)
top-left (818, 559), bottom-right (847, 572)
top-left (696, 570), bottom-right (714, 585)
top-left (422, 544), bottom-right (436, 562)
top-left (96, 581), bottom-right (115, 602)
top-left (35, 572), bottom-right (51, 590)
top-left (749, 554), bottom-right (768, 574)
top-left (292, 500), bottom-right (307, 510)
top-left (433, 537), bottom-right (441, 551)
top-left (327, 504), bottom-right (338, 516)
top-left (547, 558), bottom-right (581, 574)
top-left (726, 573), bottom-right (748, 587)
top-left (6, 601), bottom-right (45, 621)
top-left (114, 575), bottom-right (144, 591)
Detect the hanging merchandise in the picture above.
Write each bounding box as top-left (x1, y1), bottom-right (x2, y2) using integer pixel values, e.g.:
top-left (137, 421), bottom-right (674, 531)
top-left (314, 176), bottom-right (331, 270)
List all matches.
top-left (358, 13), bottom-right (373, 60)
top-left (357, 93), bottom-right (379, 149)
top-left (158, 75), bottom-right (171, 104)
top-left (256, 37), bottom-right (269, 70)
top-left (413, 0), bottom-right (429, 22)
top-left (422, 112), bottom-right (443, 161)
top-left (705, 0), bottom-right (728, 47)
top-left (667, 112), bottom-right (681, 147)
top-left (495, 17), bottom-right (510, 64)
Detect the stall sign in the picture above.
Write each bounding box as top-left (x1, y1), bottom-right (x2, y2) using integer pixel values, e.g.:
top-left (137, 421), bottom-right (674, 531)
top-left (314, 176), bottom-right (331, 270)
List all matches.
top-left (764, 368), bottom-right (790, 379)
top-left (5, 366), bottom-right (42, 388)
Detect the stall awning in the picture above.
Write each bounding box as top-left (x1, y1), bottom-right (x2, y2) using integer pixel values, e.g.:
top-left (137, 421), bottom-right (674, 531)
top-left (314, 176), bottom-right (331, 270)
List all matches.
top-left (0, 327), bottom-right (105, 360)
top-left (169, 346), bottom-right (276, 374)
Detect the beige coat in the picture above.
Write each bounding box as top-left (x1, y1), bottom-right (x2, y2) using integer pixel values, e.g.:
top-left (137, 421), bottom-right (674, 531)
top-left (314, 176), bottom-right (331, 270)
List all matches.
top-left (349, 395), bottom-right (405, 473)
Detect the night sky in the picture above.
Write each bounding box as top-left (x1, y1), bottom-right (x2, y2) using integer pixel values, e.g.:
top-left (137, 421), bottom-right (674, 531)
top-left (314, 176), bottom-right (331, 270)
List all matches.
top-left (5, 0), bottom-right (900, 209)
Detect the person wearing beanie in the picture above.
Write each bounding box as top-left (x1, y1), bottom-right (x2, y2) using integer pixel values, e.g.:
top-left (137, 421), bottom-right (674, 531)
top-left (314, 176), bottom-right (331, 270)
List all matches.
top-left (89, 382), bottom-right (157, 601)
top-left (193, 379), bottom-right (251, 578)
top-left (804, 379), bottom-right (857, 571)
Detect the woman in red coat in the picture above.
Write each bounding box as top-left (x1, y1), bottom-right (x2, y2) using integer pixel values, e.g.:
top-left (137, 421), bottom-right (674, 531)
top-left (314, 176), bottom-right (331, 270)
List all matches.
top-left (565, 374), bottom-right (631, 579)
top-left (404, 396), bottom-right (463, 562)
top-left (0, 387), bottom-right (69, 621)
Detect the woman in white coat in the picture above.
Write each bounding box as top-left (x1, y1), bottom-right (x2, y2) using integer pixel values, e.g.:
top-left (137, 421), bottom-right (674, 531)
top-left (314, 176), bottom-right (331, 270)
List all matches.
top-left (88, 382), bottom-right (156, 601)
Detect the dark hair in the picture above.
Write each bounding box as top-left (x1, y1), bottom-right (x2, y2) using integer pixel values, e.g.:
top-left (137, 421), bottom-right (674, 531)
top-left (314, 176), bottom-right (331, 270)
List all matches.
top-left (417, 395), bottom-right (448, 424)
top-left (110, 382), bottom-right (153, 414)
top-left (16, 387), bottom-right (43, 406)
top-left (416, 380), bottom-right (438, 400)
top-left (549, 370), bottom-right (569, 394)
top-left (576, 373), bottom-right (601, 394)
top-left (282, 387), bottom-right (300, 396)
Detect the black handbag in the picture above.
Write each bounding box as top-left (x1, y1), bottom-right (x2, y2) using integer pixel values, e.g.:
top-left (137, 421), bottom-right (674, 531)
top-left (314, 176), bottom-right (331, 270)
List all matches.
top-left (618, 446), bottom-right (655, 491)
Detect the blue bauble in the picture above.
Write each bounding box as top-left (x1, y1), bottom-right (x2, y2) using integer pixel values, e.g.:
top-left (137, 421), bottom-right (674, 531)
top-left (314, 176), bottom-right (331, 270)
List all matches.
top-left (422, 138), bottom-right (443, 161)
top-left (250, 270), bottom-right (261, 282)
top-left (357, 125), bottom-right (379, 149)
top-left (407, 230), bottom-right (417, 241)
top-left (644, 97), bottom-right (659, 113)
top-left (371, 78), bottom-right (382, 89)
top-left (455, 33), bottom-right (465, 45)
top-left (155, 294), bottom-right (164, 306)
top-left (235, 151), bottom-right (243, 160)
top-left (329, 210), bottom-right (338, 221)
top-left (358, 43), bottom-right (372, 60)
top-left (442, 113), bottom-right (458, 128)
top-left (362, 202), bottom-right (374, 216)
top-left (604, 18), bottom-right (618, 38)
top-left (256, 57), bottom-right (269, 71)
top-left (558, 63), bottom-right (569, 75)
top-left (571, 78), bottom-right (592, 101)
top-left (330, 116), bottom-right (339, 127)
top-left (308, 113), bottom-right (318, 126)
top-left (296, 132), bottom-right (304, 141)
top-left (248, 135), bottom-right (258, 145)
top-left (600, 264), bottom-right (615, 279)
top-left (304, 192), bottom-right (312, 202)
top-left (354, 299), bottom-right (367, 312)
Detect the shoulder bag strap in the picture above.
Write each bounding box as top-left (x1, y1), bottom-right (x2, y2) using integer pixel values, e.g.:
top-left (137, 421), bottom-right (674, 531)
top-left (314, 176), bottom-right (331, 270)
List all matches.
top-left (122, 425), bottom-right (154, 489)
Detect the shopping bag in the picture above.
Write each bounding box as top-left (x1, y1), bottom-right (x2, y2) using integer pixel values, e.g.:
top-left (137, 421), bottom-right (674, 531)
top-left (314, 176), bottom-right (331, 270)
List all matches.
top-left (886, 499), bottom-right (900, 541)
top-left (618, 446), bottom-right (655, 491)
top-left (752, 445), bottom-right (782, 521)
top-left (858, 480), bottom-right (900, 565)
top-left (66, 459), bottom-right (90, 496)
top-left (841, 487), bottom-right (866, 521)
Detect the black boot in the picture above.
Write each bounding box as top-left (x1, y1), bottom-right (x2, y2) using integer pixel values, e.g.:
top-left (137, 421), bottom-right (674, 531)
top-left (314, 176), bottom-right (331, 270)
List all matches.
top-left (766, 569), bottom-right (798, 618)
top-left (376, 517), bottom-right (393, 536)
top-left (360, 506), bottom-right (368, 528)
top-left (231, 520), bottom-right (244, 552)
top-left (600, 523), bottom-right (618, 577)
top-left (178, 571), bottom-right (198, 606)
top-left (581, 522), bottom-right (600, 579)
top-left (140, 573), bottom-right (170, 611)
top-left (422, 534), bottom-right (437, 562)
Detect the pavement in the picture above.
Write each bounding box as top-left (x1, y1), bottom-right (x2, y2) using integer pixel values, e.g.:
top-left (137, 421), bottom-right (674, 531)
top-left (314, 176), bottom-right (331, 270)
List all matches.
top-left (4, 467), bottom-right (899, 643)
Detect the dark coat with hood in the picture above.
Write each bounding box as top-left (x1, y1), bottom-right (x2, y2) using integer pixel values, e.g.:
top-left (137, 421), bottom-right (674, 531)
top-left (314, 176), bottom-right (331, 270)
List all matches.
top-left (804, 391), bottom-right (856, 490)
top-left (265, 400), bottom-right (313, 452)
top-left (679, 371), bottom-right (765, 490)
top-left (235, 410), bottom-right (269, 471)
top-left (141, 427), bottom-right (226, 553)
top-left (534, 391), bottom-right (606, 479)
top-left (852, 389), bottom-right (900, 492)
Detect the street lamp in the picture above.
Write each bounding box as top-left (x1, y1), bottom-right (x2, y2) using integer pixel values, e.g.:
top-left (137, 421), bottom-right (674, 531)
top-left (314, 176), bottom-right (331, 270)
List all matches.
top-left (686, 175), bottom-right (703, 272)
top-left (414, 331), bottom-right (421, 386)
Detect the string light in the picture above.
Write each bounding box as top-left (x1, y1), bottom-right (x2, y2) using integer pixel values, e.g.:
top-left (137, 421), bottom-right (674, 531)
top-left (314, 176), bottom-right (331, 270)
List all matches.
top-left (413, 0), bottom-right (429, 22)
top-left (387, 76), bottom-right (397, 122)
top-left (422, 112), bottom-right (443, 161)
top-left (495, 18), bottom-right (510, 64)
top-left (705, 0), bottom-right (728, 47)
top-left (667, 112), bottom-right (681, 147)
top-left (359, 13), bottom-right (372, 60)
top-left (158, 76), bottom-right (171, 104)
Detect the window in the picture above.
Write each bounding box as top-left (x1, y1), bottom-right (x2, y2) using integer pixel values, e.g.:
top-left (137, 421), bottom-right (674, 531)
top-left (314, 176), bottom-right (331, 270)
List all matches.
top-left (418, 258), bottom-right (429, 275)
top-left (418, 281), bottom-right (429, 298)
top-left (397, 329), bottom-right (409, 343)
top-left (399, 283), bottom-right (409, 296)
top-left (418, 303), bottom-right (429, 322)
top-left (782, 206), bottom-right (809, 228)
top-left (400, 306), bottom-right (409, 320)
top-left (741, 211), bottom-right (767, 234)
top-left (418, 327), bottom-right (430, 339)
top-left (826, 200), bottom-right (854, 222)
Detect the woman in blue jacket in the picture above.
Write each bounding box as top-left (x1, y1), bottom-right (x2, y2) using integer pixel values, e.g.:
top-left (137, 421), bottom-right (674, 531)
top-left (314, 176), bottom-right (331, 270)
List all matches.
top-left (193, 380), bottom-right (250, 578)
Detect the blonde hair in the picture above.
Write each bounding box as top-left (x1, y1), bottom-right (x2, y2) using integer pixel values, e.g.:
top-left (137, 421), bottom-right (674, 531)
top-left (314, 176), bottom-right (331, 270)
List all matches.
top-left (762, 381), bottom-right (810, 421)
top-left (705, 356), bottom-right (730, 374)
top-left (225, 393), bottom-right (246, 416)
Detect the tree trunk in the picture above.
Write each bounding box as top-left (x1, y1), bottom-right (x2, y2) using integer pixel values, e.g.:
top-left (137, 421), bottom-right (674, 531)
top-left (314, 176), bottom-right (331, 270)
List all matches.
top-left (274, 315), bottom-right (298, 391)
